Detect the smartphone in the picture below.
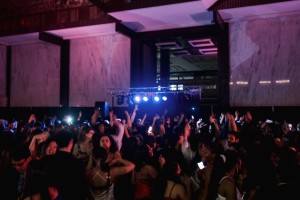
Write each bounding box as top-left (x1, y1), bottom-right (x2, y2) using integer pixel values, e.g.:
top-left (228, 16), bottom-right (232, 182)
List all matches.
top-left (148, 126), bottom-right (152, 134)
top-left (197, 161), bottom-right (206, 170)
top-left (266, 119), bottom-right (273, 123)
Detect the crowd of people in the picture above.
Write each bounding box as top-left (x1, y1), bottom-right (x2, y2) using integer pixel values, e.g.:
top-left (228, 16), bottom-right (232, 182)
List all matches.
top-left (0, 105), bottom-right (300, 200)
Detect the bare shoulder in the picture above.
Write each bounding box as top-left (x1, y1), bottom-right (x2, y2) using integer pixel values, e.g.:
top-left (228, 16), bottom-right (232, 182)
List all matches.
top-left (174, 183), bottom-right (186, 192)
top-left (173, 183), bottom-right (189, 200)
top-left (135, 164), bottom-right (157, 179)
top-left (143, 164), bottom-right (157, 175)
top-left (218, 177), bottom-right (236, 197)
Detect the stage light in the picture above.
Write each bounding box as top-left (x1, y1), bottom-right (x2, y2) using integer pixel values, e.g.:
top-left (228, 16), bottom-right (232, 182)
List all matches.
top-left (133, 95), bottom-right (141, 103)
top-left (127, 96), bottom-right (134, 105)
top-left (143, 96), bottom-right (149, 102)
top-left (66, 116), bottom-right (72, 124)
top-left (117, 95), bottom-right (124, 105)
top-left (158, 85), bottom-right (161, 91)
top-left (63, 115), bottom-right (73, 125)
top-left (162, 96), bottom-right (167, 101)
top-left (154, 96), bottom-right (160, 102)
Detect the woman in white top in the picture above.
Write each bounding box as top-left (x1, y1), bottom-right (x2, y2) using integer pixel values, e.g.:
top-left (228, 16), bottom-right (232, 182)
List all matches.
top-left (85, 146), bottom-right (135, 200)
top-left (216, 150), bottom-right (242, 200)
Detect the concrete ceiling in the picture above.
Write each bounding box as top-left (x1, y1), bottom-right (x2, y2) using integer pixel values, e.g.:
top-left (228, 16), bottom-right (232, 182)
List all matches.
top-left (2, 0), bottom-right (299, 45)
top-left (0, 0), bottom-right (299, 73)
top-left (108, 1), bottom-right (215, 32)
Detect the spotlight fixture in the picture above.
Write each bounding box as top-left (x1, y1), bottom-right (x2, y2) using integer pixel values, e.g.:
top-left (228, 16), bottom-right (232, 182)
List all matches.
top-left (116, 95), bottom-right (124, 105)
top-left (133, 95), bottom-right (141, 103)
top-left (162, 96), bottom-right (167, 101)
top-left (127, 95), bottom-right (134, 105)
top-left (143, 96), bottom-right (149, 102)
top-left (65, 115), bottom-right (73, 124)
top-left (154, 96), bottom-right (160, 102)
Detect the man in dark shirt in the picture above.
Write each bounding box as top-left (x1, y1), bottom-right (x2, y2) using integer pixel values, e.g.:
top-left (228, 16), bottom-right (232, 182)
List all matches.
top-left (45, 129), bottom-right (88, 200)
top-left (0, 144), bottom-right (32, 200)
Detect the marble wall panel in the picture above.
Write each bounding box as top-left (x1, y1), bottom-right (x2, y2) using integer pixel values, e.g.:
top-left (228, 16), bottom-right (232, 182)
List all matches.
top-left (10, 42), bottom-right (60, 107)
top-left (69, 33), bottom-right (130, 107)
top-left (230, 14), bottom-right (300, 106)
top-left (0, 45), bottom-right (6, 107)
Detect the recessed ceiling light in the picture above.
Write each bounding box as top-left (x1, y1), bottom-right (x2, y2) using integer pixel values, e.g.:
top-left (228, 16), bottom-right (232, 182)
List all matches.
top-left (199, 48), bottom-right (218, 55)
top-left (155, 41), bottom-right (181, 50)
top-left (171, 50), bottom-right (191, 56)
top-left (188, 38), bottom-right (214, 47)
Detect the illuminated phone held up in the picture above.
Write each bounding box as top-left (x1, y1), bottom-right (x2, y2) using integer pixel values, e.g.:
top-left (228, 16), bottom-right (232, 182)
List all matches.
top-left (148, 126), bottom-right (153, 134)
top-left (197, 161), bottom-right (207, 170)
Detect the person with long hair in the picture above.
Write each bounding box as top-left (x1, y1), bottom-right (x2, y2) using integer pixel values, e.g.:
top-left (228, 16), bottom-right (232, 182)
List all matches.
top-left (197, 139), bottom-right (224, 200)
top-left (209, 150), bottom-right (243, 200)
top-left (98, 133), bottom-right (121, 161)
top-left (153, 156), bottom-right (189, 200)
top-left (131, 143), bottom-right (158, 200)
top-left (40, 139), bottom-right (58, 159)
top-left (73, 126), bottom-right (95, 168)
top-left (85, 145), bottom-right (135, 200)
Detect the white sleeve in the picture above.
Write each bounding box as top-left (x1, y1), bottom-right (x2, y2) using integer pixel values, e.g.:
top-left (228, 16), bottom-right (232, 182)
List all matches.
top-left (113, 123), bottom-right (125, 151)
top-left (181, 136), bottom-right (195, 163)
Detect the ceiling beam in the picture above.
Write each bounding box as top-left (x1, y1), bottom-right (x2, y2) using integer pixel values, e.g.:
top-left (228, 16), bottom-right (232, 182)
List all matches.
top-left (138, 24), bottom-right (220, 40)
top-left (0, 5), bottom-right (115, 37)
top-left (39, 32), bottom-right (64, 46)
top-left (214, 11), bottom-right (226, 30)
top-left (115, 22), bottom-right (139, 38)
top-left (210, 0), bottom-right (288, 10)
top-left (89, 0), bottom-right (197, 12)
